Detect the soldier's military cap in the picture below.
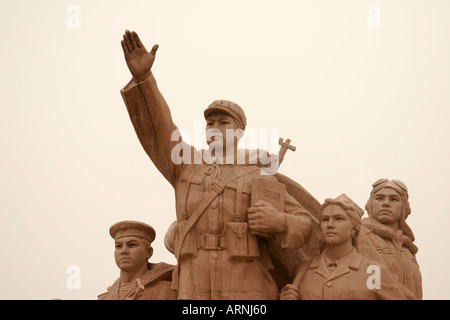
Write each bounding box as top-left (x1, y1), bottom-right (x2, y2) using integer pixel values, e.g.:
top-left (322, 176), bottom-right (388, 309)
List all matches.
top-left (109, 220), bottom-right (156, 243)
top-left (204, 100), bottom-right (247, 130)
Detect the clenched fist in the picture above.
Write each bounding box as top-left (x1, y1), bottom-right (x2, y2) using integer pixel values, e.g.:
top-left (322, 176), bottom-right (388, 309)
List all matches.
top-left (247, 200), bottom-right (287, 238)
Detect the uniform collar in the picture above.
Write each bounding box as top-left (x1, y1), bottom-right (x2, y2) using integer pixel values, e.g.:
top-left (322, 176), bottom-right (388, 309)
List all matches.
top-left (106, 263), bottom-right (175, 300)
top-left (362, 218), bottom-right (418, 255)
top-left (309, 248), bottom-right (362, 280)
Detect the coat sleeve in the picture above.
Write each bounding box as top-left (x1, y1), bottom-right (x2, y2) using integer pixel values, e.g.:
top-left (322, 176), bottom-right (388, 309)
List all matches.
top-left (278, 192), bottom-right (314, 249)
top-left (120, 72), bottom-right (187, 187)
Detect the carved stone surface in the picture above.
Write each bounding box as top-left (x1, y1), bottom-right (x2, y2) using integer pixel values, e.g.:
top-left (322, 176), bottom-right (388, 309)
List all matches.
top-left (98, 220), bottom-right (177, 300)
top-left (358, 179), bottom-right (422, 299)
top-left (117, 30), bottom-right (422, 300)
top-left (281, 194), bottom-right (414, 300)
top-left (120, 30), bottom-right (316, 299)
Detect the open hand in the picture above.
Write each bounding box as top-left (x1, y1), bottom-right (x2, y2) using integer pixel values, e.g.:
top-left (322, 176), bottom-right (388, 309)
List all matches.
top-left (121, 30), bottom-right (158, 82)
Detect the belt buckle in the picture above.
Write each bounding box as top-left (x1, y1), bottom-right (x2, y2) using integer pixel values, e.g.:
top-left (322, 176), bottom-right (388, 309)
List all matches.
top-left (207, 235), bottom-right (218, 250)
top-left (200, 234), bottom-right (218, 250)
top-left (199, 234), bottom-right (226, 250)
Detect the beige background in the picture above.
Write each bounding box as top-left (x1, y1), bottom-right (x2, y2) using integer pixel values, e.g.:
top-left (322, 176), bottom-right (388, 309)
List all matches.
top-left (0, 0), bottom-right (449, 299)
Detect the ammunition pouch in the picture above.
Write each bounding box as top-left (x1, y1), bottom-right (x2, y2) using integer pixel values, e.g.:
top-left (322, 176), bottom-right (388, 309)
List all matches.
top-left (227, 222), bottom-right (260, 260)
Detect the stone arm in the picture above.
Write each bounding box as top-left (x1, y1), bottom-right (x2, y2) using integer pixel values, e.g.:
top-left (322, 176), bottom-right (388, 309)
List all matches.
top-left (278, 193), bottom-right (314, 249)
top-left (121, 73), bottom-right (183, 186)
top-left (120, 30), bottom-right (192, 186)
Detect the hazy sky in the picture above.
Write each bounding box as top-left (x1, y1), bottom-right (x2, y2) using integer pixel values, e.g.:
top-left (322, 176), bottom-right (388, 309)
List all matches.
top-left (1, 0), bottom-right (449, 300)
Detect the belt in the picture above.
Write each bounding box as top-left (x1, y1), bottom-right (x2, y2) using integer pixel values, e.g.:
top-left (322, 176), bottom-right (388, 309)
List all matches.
top-left (198, 234), bottom-right (227, 250)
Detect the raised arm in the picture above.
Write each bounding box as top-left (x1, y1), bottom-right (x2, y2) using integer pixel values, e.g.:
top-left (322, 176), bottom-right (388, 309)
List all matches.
top-left (120, 30), bottom-right (183, 186)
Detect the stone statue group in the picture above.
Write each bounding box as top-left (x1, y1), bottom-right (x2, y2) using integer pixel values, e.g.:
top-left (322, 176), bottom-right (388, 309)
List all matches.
top-left (97, 30), bottom-right (422, 300)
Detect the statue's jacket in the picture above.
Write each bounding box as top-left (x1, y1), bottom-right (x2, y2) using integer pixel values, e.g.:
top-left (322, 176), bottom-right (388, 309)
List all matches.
top-left (121, 72), bottom-right (314, 299)
top-left (98, 262), bottom-right (177, 300)
top-left (293, 248), bottom-right (413, 300)
top-left (358, 217), bottom-right (422, 299)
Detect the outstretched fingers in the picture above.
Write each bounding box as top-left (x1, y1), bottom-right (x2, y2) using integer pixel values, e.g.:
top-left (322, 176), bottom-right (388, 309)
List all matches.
top-left (123, 30), bottom-right (134, 52)
top-left (123, 30), bottom-right (158, 56)
top-left (150, 44), bottom-right (159, 55)
top-left (129, 31), bottom-right (139, 49)
top-left (121, 40), bottom-right (129, 56)
top-left (132, 31), bottom-right (145, 49)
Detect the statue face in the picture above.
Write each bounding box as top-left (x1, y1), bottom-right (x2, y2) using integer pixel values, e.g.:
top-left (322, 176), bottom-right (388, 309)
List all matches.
top-left (371, 187), bottom-right (403, 227)
top-left (320, 204), bottom-right (354, 247)
top-left (114, 236), bottom-right (150, 272)
top-left (205, 112), bottom-right (241, 150)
